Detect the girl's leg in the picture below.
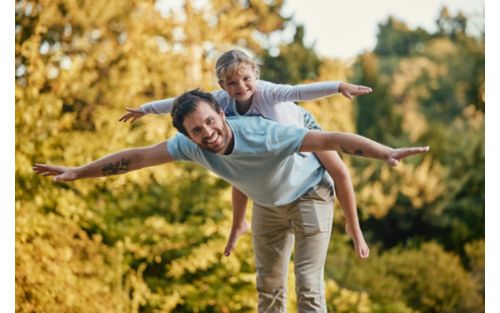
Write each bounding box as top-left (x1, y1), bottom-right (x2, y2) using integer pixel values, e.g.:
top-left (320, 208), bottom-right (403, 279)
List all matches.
top-left (224, 186), bottom-right (250, 256)
top-left (315, 150), bottom-right (370, 259)
top-left (301, 106), bottom-right (369, 258)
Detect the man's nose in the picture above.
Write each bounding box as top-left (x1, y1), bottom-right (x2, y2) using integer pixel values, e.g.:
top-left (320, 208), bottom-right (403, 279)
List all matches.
top-left (201, 125), bottom-right (213, 137)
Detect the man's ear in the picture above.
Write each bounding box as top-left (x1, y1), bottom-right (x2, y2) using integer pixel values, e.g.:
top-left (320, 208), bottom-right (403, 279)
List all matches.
top-left (219, 109), bottom-right (226, 120)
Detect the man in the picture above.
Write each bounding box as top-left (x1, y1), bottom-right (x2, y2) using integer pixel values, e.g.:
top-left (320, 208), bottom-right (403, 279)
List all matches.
top-left (33, 89), bottom-right (429, 313)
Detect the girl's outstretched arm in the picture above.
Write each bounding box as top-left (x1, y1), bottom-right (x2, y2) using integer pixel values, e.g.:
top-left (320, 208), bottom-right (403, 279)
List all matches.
top-left (119, 98), bottom-right (175, 123)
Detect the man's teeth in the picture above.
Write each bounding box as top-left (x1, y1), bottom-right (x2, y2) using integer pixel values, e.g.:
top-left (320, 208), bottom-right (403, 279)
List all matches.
top-left (206, 133), bottom-right (218, 144)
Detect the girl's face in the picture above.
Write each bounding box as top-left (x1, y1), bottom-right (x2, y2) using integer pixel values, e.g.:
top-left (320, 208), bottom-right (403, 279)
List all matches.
top-left (219, 63), bottom-right (257, 106)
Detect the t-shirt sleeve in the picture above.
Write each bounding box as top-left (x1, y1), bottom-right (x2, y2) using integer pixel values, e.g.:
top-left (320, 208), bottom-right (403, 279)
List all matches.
top-left (259, 80), bottom-right (341, 104)
top-left (166, 133), bottom-right (196, 161)
top-left (260, 118), bottom-right (309, 155)
top-left (141, 89), bottom-right (228, 115)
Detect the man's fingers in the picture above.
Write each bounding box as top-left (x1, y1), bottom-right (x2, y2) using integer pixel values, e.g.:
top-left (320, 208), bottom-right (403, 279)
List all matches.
top-left (38, 169), bottom-right (57, 176)
top-left (391, 146), bottom-right (430, 163)
top-left (388, 159), bottom-right (399, 167)
top-left (33, 164), bottom-right (63, 176)
top-left (386, 146), bottom-right (429, 166)
top-left (401, 146), bottom-right (430, 157)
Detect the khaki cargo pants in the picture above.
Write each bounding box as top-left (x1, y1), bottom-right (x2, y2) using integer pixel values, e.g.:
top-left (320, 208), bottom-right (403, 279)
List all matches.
top-left (252, 176), bottom-right (334, 313)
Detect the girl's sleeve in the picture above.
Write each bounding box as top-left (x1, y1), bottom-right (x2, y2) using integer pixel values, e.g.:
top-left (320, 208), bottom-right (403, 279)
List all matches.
top-left (140, 89), bottom-right (226, 114)
top-left (140, 98), bottom-right (175, 114)
top-left (262, 80), bottom-right (342, 104)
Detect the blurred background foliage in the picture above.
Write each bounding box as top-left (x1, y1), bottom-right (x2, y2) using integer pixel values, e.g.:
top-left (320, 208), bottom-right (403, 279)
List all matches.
top-left (16, 0), bottom-right (484, 312)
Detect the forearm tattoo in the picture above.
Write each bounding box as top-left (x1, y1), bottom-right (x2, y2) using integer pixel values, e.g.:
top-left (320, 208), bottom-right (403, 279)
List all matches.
top-left (101, 158), bottom-right (131, 175)
top-left (340, 146), bottom-right (364, 156)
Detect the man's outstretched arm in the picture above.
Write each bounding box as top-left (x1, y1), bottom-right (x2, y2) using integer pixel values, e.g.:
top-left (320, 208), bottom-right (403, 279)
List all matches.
top-left (33, 141), bottom-right (174, 182)
top-left (300, 130), bottom-right (429, 166)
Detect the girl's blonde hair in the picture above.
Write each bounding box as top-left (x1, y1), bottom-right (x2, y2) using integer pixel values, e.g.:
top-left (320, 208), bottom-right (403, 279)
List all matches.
top-left (215, 49), bottom-right (260, 83)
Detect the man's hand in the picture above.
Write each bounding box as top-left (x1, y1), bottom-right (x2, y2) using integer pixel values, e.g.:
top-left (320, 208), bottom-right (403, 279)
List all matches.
top-left (385, 146), bottom-right (430, 166)
top-left (339, 82), bottom-right (373, 100)
top-left (32, 164), bottom-right (79, 182)
top-left (119, 108), bottom-right (146, 123)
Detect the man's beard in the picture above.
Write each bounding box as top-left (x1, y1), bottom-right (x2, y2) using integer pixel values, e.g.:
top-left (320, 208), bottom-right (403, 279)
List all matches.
top-left (197, 128), bottom-right (229, 154)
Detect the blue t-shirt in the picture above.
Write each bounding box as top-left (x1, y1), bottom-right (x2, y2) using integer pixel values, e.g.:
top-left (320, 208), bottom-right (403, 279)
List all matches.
top-left (167, 116), bottom-right (326, 207)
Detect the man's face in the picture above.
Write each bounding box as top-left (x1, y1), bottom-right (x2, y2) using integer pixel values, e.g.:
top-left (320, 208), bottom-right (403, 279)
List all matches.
top-left (183, 101), bottom-right (232, 154)
top-left (219, 63), bottom-right (257, 105)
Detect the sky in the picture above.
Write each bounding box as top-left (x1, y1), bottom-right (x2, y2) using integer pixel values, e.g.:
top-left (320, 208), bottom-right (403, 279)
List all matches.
top-left (156, 0), bottom-right (485, 59)
top-left (281, 0), bottom-right (484, 59)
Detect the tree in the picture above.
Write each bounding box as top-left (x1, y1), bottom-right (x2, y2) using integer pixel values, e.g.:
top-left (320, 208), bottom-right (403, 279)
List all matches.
top-left (353, 52), bottom-right (403, 143)
top-left (328, 239), bottom-right (484, 313)
top-left (16, 0), bottom-right (290, 311)
top-left (436, 7), bottom-right (467, 39)
top-left (259, 24), bottom-right (322, 84)
top-left (374, 16), bottom-right (430, 56)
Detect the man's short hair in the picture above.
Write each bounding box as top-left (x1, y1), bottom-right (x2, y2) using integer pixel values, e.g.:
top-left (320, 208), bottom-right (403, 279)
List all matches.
top-left (171, 89), bottom-right (223, 136)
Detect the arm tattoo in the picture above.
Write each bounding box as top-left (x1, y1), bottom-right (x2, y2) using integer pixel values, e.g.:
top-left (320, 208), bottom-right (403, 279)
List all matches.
top-left (101, 158), bottom-right (131, 175)
top-left (340, 146), bottom-right (364, 156)
top-left (354, 149), bottom-right (364, 156)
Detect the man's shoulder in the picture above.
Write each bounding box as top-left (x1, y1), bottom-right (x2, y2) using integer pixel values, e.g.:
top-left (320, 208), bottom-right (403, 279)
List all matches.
top-left (227, 116), bottom-right (304, 141)
top-left (167, 132), bottom-right (199, 158)
top-left (227, 115), bottom-right (279, 128)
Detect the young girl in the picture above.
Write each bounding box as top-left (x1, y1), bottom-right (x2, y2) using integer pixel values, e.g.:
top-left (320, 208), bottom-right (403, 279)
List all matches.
top-left (119, 49), bottom-right (372, 259)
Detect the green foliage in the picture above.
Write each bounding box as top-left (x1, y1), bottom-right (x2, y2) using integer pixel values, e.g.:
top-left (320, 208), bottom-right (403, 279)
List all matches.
top-left (16, 210), bottom-right (132, 313)
top-left (350, 8), bottom-right (484, 259)
top-left (259, 24), bottom-right (322, 84)
top-left (16, 0), bottom-right (282, 311)
top-left (328, 237), bottom-right (483, 313)
top-left (435, 7), bottom-right (468, 39)
top-left (354, 52), bottom-right (403, 143)
top-left (375, 17), bottom-right (430, 56)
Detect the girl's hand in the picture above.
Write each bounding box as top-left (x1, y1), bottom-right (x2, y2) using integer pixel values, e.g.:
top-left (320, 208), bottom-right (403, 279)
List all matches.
top-left (339, 82), bottom-right (373, 100)
top-left (346, 223), bottom-right (370, 259)
top-left (119, 108), bottom-right (146, 123)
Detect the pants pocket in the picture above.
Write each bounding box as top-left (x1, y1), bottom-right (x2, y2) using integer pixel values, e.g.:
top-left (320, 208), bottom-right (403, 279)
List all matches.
top-left (295, 183), bottom-right (334, 236)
